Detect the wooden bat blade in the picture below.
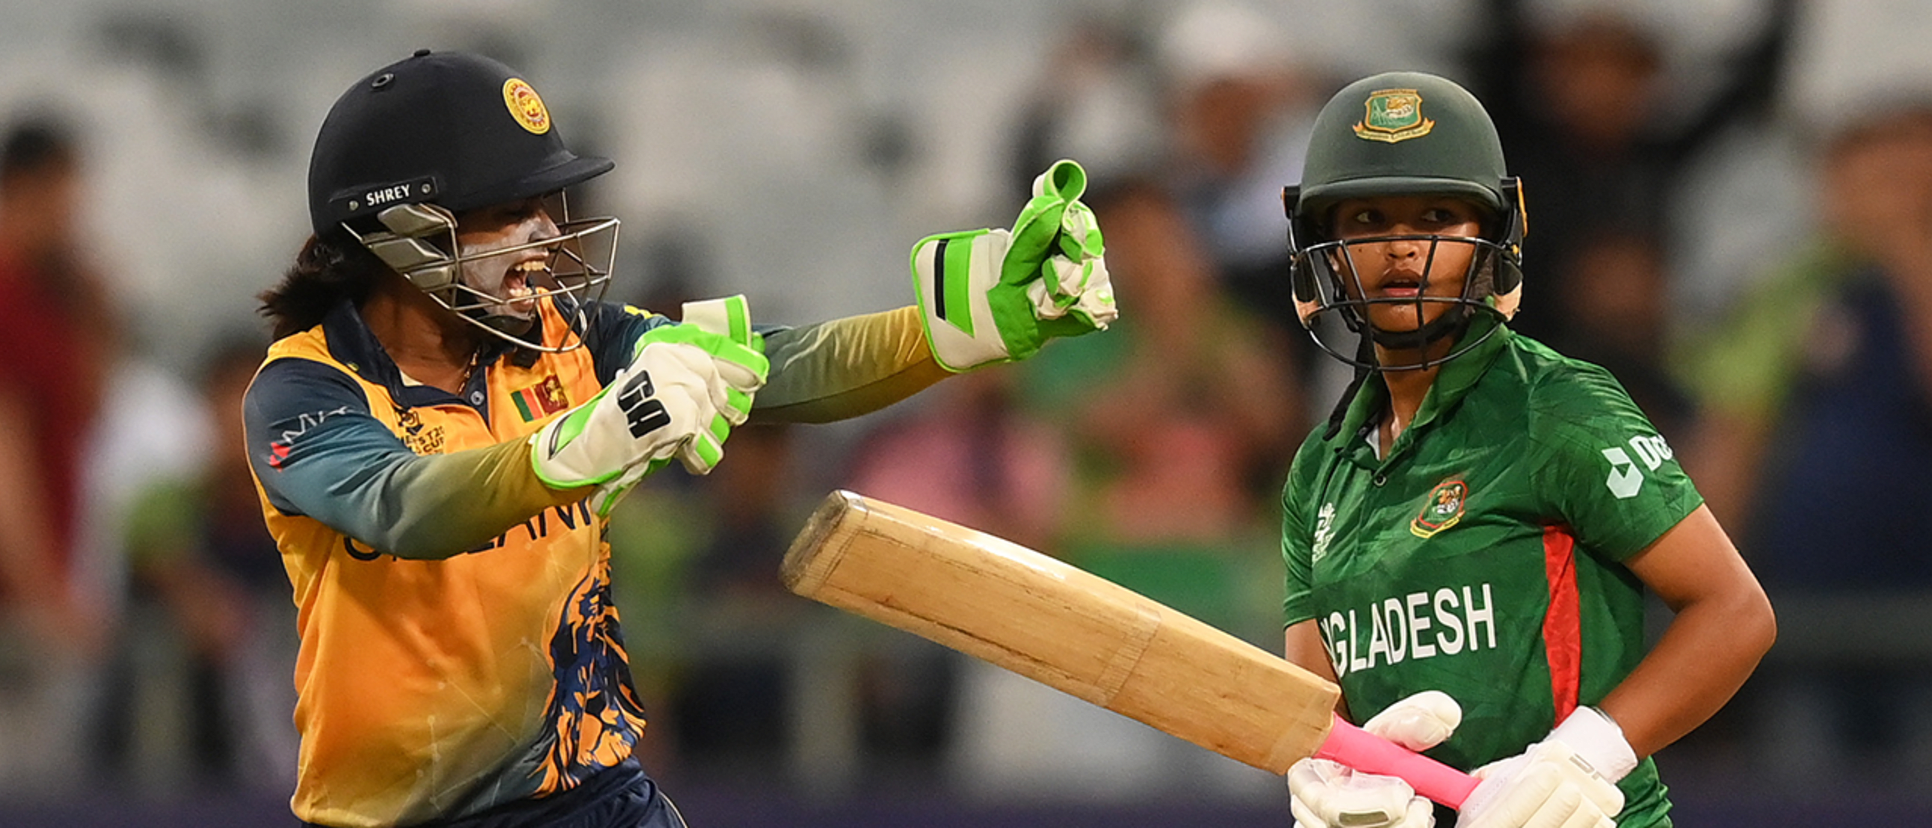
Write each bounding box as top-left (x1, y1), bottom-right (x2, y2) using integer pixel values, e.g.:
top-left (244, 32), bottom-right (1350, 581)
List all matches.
top-left (782, 490), bottom-right (1479, 808)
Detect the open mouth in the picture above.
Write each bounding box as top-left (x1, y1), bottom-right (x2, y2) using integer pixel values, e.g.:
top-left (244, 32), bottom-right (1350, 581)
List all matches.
top-left (502, 259), bottom-right (549, 311)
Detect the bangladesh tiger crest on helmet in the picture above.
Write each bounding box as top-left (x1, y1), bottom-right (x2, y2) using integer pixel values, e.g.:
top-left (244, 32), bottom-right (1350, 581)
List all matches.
top-left (1354, 88), bottom-right (1435, 143)
top-left (1411, 479), bottom-right (1467, 538)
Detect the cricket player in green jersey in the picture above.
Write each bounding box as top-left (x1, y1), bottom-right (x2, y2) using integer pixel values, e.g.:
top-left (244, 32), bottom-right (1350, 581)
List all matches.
top-left (1275, 72), bottom-right (1775, 828)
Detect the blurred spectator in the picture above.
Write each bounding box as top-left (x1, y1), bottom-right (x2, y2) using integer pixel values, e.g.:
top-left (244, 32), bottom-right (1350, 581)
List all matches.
top-left (844, 370), bottom-right (1072, 553)
top-left (1467, 1), bottom-right (1795, 348)
top-left (0, 113), bottom-right (115, 796)
top-left (1026, 179), bottom-right (1301, 563)
top-left (1681, 103), bottom-right (1932, 577)
top-left (1011, 1), bottom-right (1325, 336)
top-left (102, 333), bottom-right (295, 793)
top-left (614, 426), bottom-right (807, 776)
top-left (1678, 101), bottom-right (1932, 776)
top-left (1544, 228), bottom-right (1695, 438)
top-left (1154, 0), bottom-right (1323, 334)
top-left (840, 372), bottom-right (1073, 782)
top-left (1008, 12), bottom-right (1165, 200)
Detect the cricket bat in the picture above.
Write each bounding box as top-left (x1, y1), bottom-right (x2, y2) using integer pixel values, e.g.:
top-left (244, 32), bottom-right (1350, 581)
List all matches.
top-left (781, 490), bottom-right (1480, 808)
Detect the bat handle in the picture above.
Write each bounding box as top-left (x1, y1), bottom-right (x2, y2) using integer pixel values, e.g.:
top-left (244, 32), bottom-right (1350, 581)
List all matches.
top-left (1315, 716), bottom-right (1480, 809)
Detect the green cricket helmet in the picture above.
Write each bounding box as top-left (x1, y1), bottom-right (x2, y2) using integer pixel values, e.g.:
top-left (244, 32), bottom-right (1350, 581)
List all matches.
top-left (1283, 71), bottom-right (1525, 371)
top-left (307, 49), bottom-right (620, 352)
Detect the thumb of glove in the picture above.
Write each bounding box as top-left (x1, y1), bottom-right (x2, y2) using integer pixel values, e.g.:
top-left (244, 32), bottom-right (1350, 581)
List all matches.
top-left (1362, 690), bottom-right (1463, 752)
top-left (1002, 159), bottom-right (1087, 285)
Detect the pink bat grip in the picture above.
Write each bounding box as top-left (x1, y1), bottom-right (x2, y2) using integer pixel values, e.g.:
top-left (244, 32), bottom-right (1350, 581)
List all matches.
top-left (1314, 716), bottom-right (1480, 809)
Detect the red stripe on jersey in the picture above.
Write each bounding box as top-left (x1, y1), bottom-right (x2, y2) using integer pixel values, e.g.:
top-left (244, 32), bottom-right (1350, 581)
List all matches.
top-left (1542, 525), bottom-right (1582, 723)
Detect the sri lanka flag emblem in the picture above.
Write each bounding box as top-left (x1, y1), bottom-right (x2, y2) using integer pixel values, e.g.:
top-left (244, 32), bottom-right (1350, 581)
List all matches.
top-left (512, 375), bottom-right (570, 422)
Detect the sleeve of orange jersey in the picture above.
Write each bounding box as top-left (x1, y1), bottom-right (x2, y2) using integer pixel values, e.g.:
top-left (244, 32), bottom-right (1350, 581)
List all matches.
top-left (246, 307), bottom-right (947, 561)
top-left (750, 305), bottom-right (949, 424)
top-left (245, 358), bottom-right (590, 561)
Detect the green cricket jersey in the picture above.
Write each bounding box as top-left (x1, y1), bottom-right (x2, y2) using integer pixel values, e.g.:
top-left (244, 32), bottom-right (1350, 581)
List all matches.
top-left (1281, 317), bottom-right (1701, 827)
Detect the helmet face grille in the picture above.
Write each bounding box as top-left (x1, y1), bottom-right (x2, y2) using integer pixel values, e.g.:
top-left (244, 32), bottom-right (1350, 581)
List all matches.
top-left (349, 199), bottom-right (622, 353)
top-left (1282, 170), bottom-right (1528, 373)
top-left (1289, 231), bottom-right (1513, 371)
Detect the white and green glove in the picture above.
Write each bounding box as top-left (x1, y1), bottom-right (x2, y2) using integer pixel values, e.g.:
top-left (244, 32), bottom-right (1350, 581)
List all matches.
top-left (911, 158), bottom-right (1117, 371)
top-left (1289, 691), bottom-right (1464, 828)
top-left (530, 337), bottom-right (727, 515)
top-left (1457, 707), bottom-right (1634, 828)
top-left (586, 296), bottom-right (769, 513)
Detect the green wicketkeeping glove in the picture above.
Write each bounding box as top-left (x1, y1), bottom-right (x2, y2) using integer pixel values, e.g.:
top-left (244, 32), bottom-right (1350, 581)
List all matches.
top-left (587, 296), bottom-right (769, 514)
top-left (530, 337), bottom-right (728, 516)
top-left (911, 159), bottom-right (1117, 371)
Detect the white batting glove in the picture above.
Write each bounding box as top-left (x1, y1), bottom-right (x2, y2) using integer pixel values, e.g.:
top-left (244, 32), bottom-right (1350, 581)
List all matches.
top-left (1289, 691), bottom-right (1463, 828)
top-left (1456, 708), bottom-right (1634, 828)
top-left (1364, 690), bottom-right (1464, 752)
top-left (911, 158), bottom-right (1116, 371)
top-left (530, 339), bottom-right (729, 514)
top-left (1289, 759), bottom-right (1436, 828)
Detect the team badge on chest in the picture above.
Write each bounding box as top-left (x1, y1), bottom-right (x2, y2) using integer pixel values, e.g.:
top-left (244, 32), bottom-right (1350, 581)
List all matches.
top-left (1410, 479), bottom-right (1467, 538)
top-left (512, 375), bottom-right (571, 422)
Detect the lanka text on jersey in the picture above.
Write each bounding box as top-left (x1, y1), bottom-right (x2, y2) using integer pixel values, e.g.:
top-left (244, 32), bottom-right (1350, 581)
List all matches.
top-left (1280, 317), bottom-right (1701, 828)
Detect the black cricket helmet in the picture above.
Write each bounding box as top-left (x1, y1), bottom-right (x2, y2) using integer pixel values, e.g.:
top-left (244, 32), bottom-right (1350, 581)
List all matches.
top-left (307, 49), bottom-right (619, 351)
top-left (1283, 70), bottom-right (1525, 371)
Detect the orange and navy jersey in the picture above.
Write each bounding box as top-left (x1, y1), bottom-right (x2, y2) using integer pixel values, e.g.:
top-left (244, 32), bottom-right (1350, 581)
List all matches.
top-left (244, 296), bottom-right (665, 827)
top-left (246, 289), bottom-right (942, 826)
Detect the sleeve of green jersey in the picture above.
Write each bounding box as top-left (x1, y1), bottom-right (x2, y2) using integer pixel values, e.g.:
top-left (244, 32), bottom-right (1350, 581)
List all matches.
top-left (1528, 363), bottom-right (1704, 561)
top-left (1280, 440), bottom-right (1321, 628)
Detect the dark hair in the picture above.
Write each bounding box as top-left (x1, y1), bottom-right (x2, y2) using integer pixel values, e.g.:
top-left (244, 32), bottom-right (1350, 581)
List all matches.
top-left (258, 234), bottom-right (388, 339)
top-left (0, 117), bottom-right (78, 188)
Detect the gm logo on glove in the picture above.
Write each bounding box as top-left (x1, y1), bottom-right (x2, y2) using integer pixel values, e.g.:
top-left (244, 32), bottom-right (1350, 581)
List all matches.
top-left (617, 371), bottom-right (672, 438)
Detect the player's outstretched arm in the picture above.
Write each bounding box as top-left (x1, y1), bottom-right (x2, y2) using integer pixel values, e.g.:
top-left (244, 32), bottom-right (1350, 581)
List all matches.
top-left (247, 318), bottom-right (767, 558)
top-left (745, 159), bottom-right (1117, 424)
top-left (750, 306), bottom-right (946, 424)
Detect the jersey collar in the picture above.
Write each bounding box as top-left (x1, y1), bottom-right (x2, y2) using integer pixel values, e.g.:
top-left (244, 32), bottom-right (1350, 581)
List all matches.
top-left (322, 299), bottom-right (514, 410)
top-left (1329, 314), bottom-right (1514, 462)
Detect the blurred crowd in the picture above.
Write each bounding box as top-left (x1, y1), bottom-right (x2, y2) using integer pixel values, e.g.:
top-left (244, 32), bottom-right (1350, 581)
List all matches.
top-left (1, 0), bottom-right (1931, 814)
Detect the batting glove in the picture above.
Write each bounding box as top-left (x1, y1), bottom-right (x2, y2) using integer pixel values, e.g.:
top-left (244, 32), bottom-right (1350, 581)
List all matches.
top-left (585, 296), bottom-right (770, 514)
top-left (1455, 708), bottom-right (1634, 828)
top-left (1290, 759), bottom-right (1436, 828)
top-left (1289, 691), bottom-right (1463, 828)
top-left (911, 158), bottom-right (1116, 371)
top-left (1364, 690), bottom-right (1464, 752)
